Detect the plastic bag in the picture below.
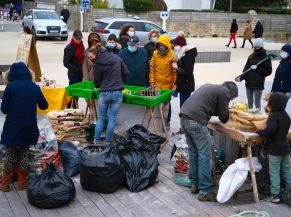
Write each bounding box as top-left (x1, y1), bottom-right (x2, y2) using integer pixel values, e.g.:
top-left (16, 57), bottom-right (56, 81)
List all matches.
top-left (117, 125), bottom-right (166, 192)
top-left (217, 157), bottom-right (262, 203)
top-left (79, 145), bottom-right (124, 193)
top-left (27, 163), bottom-right (76, 209)
top-left (58, 141), bottom-right (80, 177)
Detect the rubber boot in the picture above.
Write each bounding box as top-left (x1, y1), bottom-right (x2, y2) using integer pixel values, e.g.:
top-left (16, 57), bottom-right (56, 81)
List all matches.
top-left (0, 170), bottom-right (12, 192)
top-left (18, 169), bottom-right (27, 190)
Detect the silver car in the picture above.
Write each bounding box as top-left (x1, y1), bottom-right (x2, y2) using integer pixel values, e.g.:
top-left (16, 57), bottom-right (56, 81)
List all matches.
top-left (91, 18), bottom-right (177, 46)
top-left (22, 9), bottom-right (68, 41)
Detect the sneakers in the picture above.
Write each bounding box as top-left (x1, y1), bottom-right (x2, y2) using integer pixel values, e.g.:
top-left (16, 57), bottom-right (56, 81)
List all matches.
top-left (264, 195), bottom-right (280, 203)
top-left (190, 185), bottom-right (199, 194)
top-left (198, 192), bottom-right (217, 202)
top-left (225, 44), bottom-right (229, 47)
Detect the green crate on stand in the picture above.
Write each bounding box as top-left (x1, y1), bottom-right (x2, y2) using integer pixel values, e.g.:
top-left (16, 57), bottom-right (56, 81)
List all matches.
top-left (65, 81), bottom-right (99, 99)
top-left (123, 85), bottom-right (171, 108)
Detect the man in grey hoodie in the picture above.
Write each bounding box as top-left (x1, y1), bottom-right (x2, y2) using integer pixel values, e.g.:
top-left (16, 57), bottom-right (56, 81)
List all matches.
top-left (179, 81), bottom-right (238, 202)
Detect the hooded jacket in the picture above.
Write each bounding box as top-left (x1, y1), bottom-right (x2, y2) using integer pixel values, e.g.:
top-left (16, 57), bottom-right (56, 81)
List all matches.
top-left (252, 21), bottom-right (264, 38)
top-left (149, 35), bottom-right (176, 89)
top-left (272, 44), bottom-right (291, 93)
top-left (257, 93), bottom-right (290, 155)
top-left (175, 46), bottom-right (197, 93)
top-left (93, 47), bottom-right (129, 92)
top-left (82, 33), bottom-right (101, 81)
top-left (1, 62), bottom-right (48, 147)
top-left (241, 49), bottom-right (272, 90)
top-left (180, 82), bottom-right (238, 126)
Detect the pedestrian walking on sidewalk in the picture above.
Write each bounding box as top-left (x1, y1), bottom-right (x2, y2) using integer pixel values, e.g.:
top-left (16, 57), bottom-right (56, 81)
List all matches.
top-left (225, 19), bottom-right (238, 48)
top-left (0, 62), bottom-right (48, 192)
top-left (240, 20), bottom-right (253, 48)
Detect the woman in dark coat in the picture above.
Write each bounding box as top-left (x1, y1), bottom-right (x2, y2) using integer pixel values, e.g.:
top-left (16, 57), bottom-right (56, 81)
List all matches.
top-left (0, 61), bottom-right (48, 192)
top-left (172, 36), bottom-right (197, 107)
top-left (240, 38), bottom-right (272, 111)
top-left (271, 44), bottom-right (291, 95)
top-left (119, 24), bottom-right (135, 49)
top-left (226, 19), bottom-right (238, 48)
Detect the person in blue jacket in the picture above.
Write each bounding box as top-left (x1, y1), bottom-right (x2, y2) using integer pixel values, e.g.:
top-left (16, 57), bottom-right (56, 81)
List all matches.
top-left (0, 61), bottom-right (48, 192)
top-left (119, 36), bottom-right (148, 87)
top-left (271, 44), bottom-right (291, 96)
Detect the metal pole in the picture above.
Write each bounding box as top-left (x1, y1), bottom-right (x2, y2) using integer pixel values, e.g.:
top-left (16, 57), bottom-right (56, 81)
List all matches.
top-left (229, 0), bottom-right (232, 13)
top-left (80, 7), bottom-right (83, 32)
top-left (1, 11), bottom-right (4, 31)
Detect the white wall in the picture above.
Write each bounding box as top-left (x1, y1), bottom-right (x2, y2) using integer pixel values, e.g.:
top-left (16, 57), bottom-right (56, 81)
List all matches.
top-left (164, 0), bottom-right (182, 11)
top-left (108, 0), bottom-right (123, 8)
top-left (165, 0), bottom-right (213, 10)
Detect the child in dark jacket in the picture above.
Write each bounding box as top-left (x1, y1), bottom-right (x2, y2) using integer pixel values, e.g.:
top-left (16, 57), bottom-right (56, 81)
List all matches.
top-left (0, 62), bottom-right (48, 192)
top-left (257, 92), bottom-right (291, 203)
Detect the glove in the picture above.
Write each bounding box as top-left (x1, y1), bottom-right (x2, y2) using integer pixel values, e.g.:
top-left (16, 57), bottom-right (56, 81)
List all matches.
top-left (235, 76), bottom-right (242, 82)
top-left (250, 65), bottom-right (257, 70)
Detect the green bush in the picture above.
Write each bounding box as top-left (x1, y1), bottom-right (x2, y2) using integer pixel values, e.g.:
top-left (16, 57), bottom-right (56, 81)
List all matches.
top-left (92, 0), bottom-right (109, 9)
top-left (68, 0), bottom-right (77, 5)
top-left (212, 34), bottom-right (219, 37)
top-left (123, 0), bottom-right (153, 13)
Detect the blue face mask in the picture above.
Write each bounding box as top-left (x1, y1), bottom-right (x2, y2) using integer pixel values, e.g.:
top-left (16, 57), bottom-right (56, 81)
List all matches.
top-left (128, 45), bottom-right (137, 53)
top-left (150, 37), bottom-right (157, 43)
top-left (106, 42), bottom-right (116, 49)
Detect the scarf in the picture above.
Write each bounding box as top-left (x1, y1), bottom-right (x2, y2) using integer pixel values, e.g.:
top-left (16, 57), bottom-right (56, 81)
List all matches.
top-left (71, 38), bottom-right (84, 64)
top-left (174, 45), bottom-right (188, 62)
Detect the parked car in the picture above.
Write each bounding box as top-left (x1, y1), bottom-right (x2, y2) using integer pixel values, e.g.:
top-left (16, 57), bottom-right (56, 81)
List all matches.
top-left (91, 18), bottom-right (177, 46)
top-left (22, 9), bottom-right (68, 41)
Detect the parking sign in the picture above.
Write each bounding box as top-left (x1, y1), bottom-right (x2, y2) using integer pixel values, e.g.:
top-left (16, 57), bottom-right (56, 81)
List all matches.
top-left (81, 0), bottom-right (90, 9)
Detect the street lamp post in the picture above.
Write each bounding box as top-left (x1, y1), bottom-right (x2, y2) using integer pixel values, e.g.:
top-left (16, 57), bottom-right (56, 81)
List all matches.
top-left (230, 0), bottom-right (232, 12)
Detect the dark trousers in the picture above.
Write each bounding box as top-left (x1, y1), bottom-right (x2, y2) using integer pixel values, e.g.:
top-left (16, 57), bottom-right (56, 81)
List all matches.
top-left (67, 74), bottom-right (82, 108)
top-left (241, 39), bottom-right (253, 48)
top-left (179, 92), bottom-right (191, 108)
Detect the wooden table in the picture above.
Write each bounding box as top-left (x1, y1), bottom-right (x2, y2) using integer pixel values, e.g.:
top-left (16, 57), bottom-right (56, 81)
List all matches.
top-left (208, 120), bottom-right (291, 203)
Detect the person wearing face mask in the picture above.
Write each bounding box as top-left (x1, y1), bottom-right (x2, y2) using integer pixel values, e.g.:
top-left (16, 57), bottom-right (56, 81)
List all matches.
top-left (106, 34), bottom-right (122, 55)
top-left (239, 38), bottom-right (272, 111)
top-left (144, 29), bottom-right (160, 61)
top-left (82, 33), bottom-right (101, 81)
top-left (118, 36), bottom-right (148, 86)
top-left (150, 35), bottom-right (176, 128)
top-left (119, 24), bottom-right (135, 49)
top-left (271, 44), bottom-right (291, 117)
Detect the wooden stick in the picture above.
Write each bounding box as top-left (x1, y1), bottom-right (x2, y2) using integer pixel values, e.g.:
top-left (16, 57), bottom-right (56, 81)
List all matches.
top-left (159, 105), bottom-right (167, 137)
top-left (247, 144), bottom-right (260, 203)
top-left (151, 108), bottom-right (158, 134)
top-left (141, 107), bottom-right (149, 125)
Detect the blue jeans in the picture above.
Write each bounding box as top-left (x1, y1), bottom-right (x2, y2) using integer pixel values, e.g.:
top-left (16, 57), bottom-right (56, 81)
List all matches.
top-left (180, 118), bottom-right (212, 193)
top-left (179, 92), bottom-right (191, 108)
top-left (94, 91), bottom-right (123, 143)
top-left (268, 154), bottom-right (291, 195)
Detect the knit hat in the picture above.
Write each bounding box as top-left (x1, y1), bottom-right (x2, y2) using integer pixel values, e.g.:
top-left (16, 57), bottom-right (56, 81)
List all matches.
top-left (253, 38), bottom-right (264, 48)
top-left (89, 34), bottom-right (100, 42)
top-left (281, 44), bottom-right (291, 55)
top-left (173, 36), bottom-right (186, 47)
top-left (222, 81), bottom-right (238, 99)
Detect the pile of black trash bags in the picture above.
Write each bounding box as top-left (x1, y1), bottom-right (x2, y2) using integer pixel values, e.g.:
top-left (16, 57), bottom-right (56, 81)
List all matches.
top-left (27, 125), bottom-right (166, 209)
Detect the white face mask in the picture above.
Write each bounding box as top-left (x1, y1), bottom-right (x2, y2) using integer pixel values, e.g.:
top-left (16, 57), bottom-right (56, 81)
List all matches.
top-left (128, 31), bottom-right (135, 37)
top-left (280, 51), bottom-right (289, 59)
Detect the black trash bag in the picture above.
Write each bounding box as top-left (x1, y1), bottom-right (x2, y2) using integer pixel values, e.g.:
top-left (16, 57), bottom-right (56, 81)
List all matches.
top-left (58, 141), bottom-right (80, 177)
top-left (79, 145), bottom-right (124, 193)
top-left (117, 125), bottom-right (166, 192)
top-left (27, 163), bottom-right (76, 209)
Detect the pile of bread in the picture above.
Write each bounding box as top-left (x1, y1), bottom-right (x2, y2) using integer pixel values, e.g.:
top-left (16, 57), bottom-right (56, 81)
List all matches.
top-left (47, 109), bottom-right (89, 142)
top-left (226, 109), bottom-right (268, 131)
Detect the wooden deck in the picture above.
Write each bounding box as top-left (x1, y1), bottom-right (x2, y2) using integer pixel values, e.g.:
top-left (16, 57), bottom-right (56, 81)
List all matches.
top-left (1, 142), bottom-right (291, 217)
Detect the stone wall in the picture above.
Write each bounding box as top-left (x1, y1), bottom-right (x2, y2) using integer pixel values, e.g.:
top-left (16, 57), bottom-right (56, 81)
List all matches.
top-left (54, 5), bottom-right (291, 43)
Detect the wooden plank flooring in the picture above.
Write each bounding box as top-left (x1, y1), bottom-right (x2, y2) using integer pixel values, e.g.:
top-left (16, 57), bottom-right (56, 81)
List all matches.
top-left (1, 142), bottom-right (291, 217)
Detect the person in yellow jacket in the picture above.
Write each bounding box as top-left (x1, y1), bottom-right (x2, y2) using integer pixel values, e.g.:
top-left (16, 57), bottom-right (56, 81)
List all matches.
top-left (149, 35), bottom-right (176, 128)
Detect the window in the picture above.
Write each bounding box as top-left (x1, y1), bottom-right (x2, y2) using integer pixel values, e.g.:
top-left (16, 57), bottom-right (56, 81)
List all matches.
top-left (144, 22), bottom-right (163, 33)
top-left (26, 10), bottom-right (32, 17)
top-left (93, 21), bottom-right (108, 30)
top-left (133, 22), bottom-right (145, 31)
top-left (108, 21), bottom-right (126, 29)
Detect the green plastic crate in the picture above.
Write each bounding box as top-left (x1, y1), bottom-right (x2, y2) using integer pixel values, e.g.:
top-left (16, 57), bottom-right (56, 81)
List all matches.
top-left (65, 81), bottom-right (99, 99)
top-left (123, 86), bottom-right (171, 107)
